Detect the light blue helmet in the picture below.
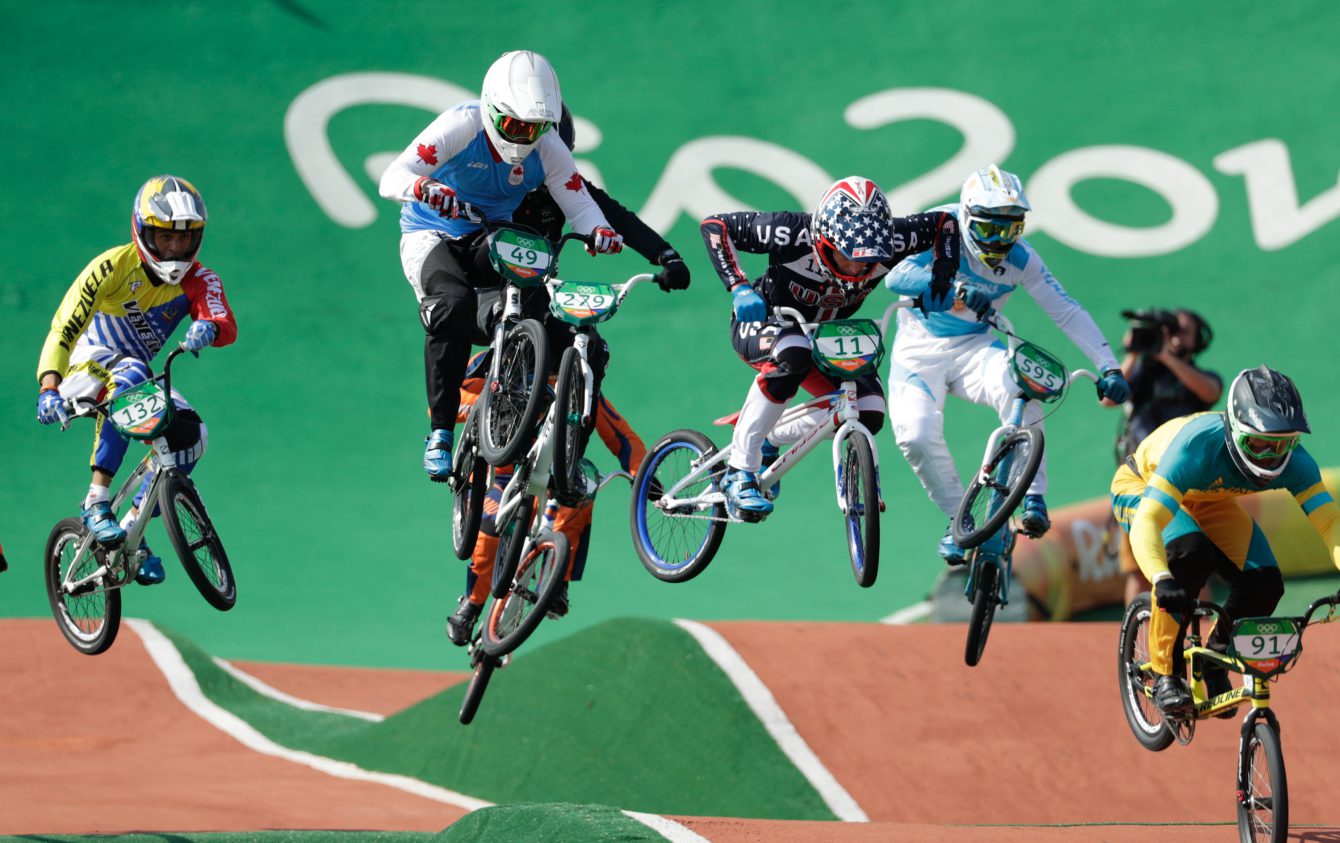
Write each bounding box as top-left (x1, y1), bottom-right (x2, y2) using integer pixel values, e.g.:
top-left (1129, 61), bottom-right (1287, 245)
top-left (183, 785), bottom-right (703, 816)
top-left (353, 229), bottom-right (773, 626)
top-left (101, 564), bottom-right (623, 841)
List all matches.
top-left (958, 165), bottom-right (1030, 269)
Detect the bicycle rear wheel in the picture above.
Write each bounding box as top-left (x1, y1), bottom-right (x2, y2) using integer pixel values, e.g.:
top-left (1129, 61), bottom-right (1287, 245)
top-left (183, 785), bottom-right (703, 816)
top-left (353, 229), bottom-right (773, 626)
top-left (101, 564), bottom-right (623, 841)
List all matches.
top-left (160, 470), bottom-right (237, 611)
top-left (552, 346), bottom-right (592, 505)
top-left (630, 429), bottom-right (728, 583)
top-left (480, 528), bottom-right (569, 658)
top-left (1238, 721), bottom-right (1288, 843)
top-left (841, 435), bottom-right (879, 588)
top-left (964, 560), bottom-right (1000, 667)
top-left (451, 404), bottom-right (487, 561)
top-left (479, 319), bottom-right (549, 466)
top-left (1117, 593), bottom-right (1175, 751)
top-left (953, 427), bottom-right (1043, 549)
top-left (44, 518), bottom-right (121, 656)
top-left (490, 494), bottom-right (536, 599)
top-left (458, 650), bottom-right (499, 725)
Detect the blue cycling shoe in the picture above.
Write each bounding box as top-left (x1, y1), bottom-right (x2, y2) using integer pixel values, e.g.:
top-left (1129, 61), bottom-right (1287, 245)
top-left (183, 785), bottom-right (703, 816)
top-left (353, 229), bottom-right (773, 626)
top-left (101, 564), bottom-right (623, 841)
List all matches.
top-left (424, 428), bottom-right (453, 482)
top-left (81, 500), bottom-right (126, 546)
top-left (135, 541), bottom-right (166, 586)
top-left (1020, 494), bottom-right (1050, 538)
top-left (938, 525), bottom-right (967, 566)
top-left (722, 468), bottom-right (774, 523)
top-left (760, 439), bottom-right (781, 501)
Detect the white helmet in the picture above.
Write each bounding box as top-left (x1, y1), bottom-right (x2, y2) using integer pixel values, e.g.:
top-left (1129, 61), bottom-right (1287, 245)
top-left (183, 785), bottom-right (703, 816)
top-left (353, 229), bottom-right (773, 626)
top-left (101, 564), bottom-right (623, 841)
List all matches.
top-left (480, 51), bottom-right (562, 165)
top-left (131, 175), bottom-right (207, 285)
top-left (959, 165), bottom-right (1030, 269)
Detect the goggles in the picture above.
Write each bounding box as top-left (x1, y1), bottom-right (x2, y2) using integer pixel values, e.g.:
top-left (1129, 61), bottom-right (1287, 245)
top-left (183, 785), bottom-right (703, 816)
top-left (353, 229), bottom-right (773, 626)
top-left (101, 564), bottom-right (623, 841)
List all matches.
top-left (968, 214), bottom-right (1025, 247)
top-left (494, 113), bottom-right (552, 144)
top-left (1238, 432), bottom-right (1301, 462)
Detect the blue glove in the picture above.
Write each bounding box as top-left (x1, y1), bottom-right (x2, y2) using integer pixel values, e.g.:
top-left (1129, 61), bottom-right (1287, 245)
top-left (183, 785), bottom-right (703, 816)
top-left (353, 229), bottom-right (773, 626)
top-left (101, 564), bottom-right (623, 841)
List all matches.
top-left (956, 283), bottom-right (992, 318)
top-left (183, 320), bottom-right (218, 353)
top-left (1097, 368), bottom-right (1130, 403)
top-left (37, 389), bottom-right (68, 426)
top-left (731, 285), bottom-right (767, 323)
top-left (918, 285), bottom-right (955, 315)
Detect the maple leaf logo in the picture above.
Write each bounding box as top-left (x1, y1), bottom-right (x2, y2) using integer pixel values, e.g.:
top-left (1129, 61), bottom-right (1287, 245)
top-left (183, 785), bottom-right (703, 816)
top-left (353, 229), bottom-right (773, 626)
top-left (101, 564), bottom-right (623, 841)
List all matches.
top-left (417, 144), bottom-right (439, 166)
top-left (564, 172), bottom-right (583, 192)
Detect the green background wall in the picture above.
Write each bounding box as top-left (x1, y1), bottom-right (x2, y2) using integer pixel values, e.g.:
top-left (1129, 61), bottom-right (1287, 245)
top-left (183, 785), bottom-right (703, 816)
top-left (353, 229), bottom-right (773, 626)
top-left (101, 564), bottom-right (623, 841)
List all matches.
top-left (3, 1), bottom-right (1337, 667)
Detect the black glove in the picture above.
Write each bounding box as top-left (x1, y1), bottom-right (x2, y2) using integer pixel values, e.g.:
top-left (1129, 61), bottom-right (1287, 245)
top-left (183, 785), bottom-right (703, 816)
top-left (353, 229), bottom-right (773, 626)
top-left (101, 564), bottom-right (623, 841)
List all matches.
top-left (927, 257), bottom-right (956, 310)
top-left (655, 248), bottom-right (691, 292)
top-left (1153, 577), bottom-right (1190, 614)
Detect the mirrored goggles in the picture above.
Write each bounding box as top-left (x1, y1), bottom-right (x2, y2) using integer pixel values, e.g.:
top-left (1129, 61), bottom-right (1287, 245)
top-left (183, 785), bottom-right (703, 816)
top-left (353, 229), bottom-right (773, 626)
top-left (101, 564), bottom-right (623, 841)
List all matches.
top-left (495, 114), bottom-right (552, 144)
top-left (968, 215), bottom-right (1025, 246)
top-left (1239, 432), bottom-right (1301, 461)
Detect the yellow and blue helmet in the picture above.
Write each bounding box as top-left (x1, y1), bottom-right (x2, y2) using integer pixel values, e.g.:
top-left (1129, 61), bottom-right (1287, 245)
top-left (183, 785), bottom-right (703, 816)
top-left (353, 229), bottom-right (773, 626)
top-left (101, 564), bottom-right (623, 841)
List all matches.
top-left (131, 175), bottom-right (206, 285)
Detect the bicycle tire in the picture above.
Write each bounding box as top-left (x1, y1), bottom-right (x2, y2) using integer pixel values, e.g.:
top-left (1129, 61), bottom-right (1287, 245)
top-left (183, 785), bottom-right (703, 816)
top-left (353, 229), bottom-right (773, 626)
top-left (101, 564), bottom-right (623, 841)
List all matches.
top-left (953, 427), bottom-right (1044, 549)
top-left (458, 652), bottom-right (499, 725)
top-left (490, 494), bottom-right (536, 599)
top-left (841, 435), bottom-right (880, 588)
top-left (44, 518), bottom-right (121, 656)
top-left (451, 404), bottom-right (487, 560)
top-left (480, 528), bottom-right (569, 658)
top-left (551, 346), bottom-right (591, 505)
top-left (1117, 593), bottom-right (1175, 751)
top-left (1238, 721), bottom-right (1288, 843)
top-left (964, 561), bottom-right (1000, 667)
top-left (630, 429), bottom-right (728, 584)
top-left (479, 319), bottom-right (549, 466)
top-left (160, 470), bottom-right (237, 611)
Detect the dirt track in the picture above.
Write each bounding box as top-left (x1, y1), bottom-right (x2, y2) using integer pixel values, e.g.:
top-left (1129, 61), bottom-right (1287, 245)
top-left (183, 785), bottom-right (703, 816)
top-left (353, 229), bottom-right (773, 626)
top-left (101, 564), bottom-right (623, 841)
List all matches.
top-left (6, 617), bottom-right (1340, 838)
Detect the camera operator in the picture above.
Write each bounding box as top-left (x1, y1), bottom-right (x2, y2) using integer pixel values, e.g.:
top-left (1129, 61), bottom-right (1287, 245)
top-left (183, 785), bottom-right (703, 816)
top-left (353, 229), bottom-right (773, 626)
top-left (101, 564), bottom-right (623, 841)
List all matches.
top-left (1103, 308), bottom-right (1222, 603)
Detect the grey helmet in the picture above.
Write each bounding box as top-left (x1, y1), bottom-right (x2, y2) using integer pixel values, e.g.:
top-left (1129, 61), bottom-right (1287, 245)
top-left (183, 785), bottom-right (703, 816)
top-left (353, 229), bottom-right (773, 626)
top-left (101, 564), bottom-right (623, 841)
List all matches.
top-left (1224, 365), bottom-right (1309, 485)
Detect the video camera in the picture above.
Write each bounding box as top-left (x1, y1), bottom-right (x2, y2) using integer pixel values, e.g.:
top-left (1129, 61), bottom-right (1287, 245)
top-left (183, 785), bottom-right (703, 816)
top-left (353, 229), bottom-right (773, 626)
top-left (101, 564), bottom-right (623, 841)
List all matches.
top-left (1120, 308), bottom-right (1177, 354)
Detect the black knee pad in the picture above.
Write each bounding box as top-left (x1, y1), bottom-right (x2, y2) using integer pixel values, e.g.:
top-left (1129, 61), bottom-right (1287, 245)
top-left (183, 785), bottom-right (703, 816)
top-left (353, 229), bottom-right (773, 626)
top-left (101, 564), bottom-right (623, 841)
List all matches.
top-left (163, 408), bottom-right (205, 453)
top-left (1232, 567), bottom-right (1284, 615)
top-left (420, 292), bottom-right (475, 337)
top-left (858, 410), bottom-right (885, 435)
top-left (758, 345), bottom-right (812, 402)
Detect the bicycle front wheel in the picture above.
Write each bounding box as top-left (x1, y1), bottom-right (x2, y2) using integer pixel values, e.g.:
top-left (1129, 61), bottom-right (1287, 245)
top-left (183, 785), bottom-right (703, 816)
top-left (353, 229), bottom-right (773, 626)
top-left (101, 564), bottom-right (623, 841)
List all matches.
top-left (1117, 593), bottom-right (1175, 751)
top-left (953, 427), bottom-right (1044, 549)
top-left (490, 494), bottom-right (536, 599)
top-left (451, 404), bottom-right (487, 561)
top-left (630, 429), bottom-right (728, 583)
top-left (1238, 721), bottom-right (1288, 843)
top-left (480, 528), bottom-right (569, 658)
top-left (160, 470), bottom-right (237, 611)
top-left (479, 318), bottom-right (549, 466)
top-left (44, 518), bottom-right (121, 656)
top-left (841, 435), bottom-right (879, 588)
top-left (964, 561), bottom-right (1000, 667)
top-left (552, 346), bottom-right (592, 505)
top-left (458, 651), bottom-right (499, 726)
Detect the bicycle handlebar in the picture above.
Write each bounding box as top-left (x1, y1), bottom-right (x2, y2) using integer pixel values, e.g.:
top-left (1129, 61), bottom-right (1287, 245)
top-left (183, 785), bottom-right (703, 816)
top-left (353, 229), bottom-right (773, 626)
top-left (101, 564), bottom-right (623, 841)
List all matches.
top-left (59, 345), bottom-right (191, 429)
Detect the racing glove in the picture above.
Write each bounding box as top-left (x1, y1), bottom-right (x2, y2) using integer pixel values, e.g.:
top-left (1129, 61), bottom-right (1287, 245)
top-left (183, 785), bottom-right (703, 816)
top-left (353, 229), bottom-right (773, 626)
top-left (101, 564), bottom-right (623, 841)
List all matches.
top-left (413, 177), bottom-right (460, 219)
top-left (183, 320), bottom-right (218, 353)
top-left (731, 284), bottom-right (767, 323)
top-left (655, 248), bottom-right (691, 292)
top-left (588, 227), bottom-right (624, 255)
top-left (37, 389), bottom-right (68, 426)
top-left (1097, 368), bottom-right (1131, 403)
top-left (955, 282), bottom-right (992, 319)
top-left (1153, 576), bottom-right (1190, 615)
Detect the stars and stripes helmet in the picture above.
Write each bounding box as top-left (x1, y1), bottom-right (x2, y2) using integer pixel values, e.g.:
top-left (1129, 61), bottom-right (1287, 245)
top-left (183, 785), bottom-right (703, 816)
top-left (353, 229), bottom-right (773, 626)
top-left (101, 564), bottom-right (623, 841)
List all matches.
top-left (131, 175), bottom-right (206, 285)
top-left (1224, 366), bottom-right (1309, 485)
top-left (810, 176), bottom-right (894, 286)
top-left (481, 51), bottom-right (562, 165)
top-left (959, 165), bottom-right (1030, 269)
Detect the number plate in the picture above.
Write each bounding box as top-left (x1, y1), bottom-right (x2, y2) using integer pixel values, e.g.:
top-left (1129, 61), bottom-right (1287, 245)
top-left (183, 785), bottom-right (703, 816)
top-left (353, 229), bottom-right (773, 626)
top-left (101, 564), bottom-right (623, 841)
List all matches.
top-left (1011, 342), bottom-right (1067, 401)
top-left (108, 383), bottom-right (172, 439)
top-left (1231, 617), bottom-right (1301, 675)
top-left (551, 281), bottom-right (617, 326)
top-left (811, 319), bottom-right (885, 380)
top-left (490, 229), bottom-right (553, 287)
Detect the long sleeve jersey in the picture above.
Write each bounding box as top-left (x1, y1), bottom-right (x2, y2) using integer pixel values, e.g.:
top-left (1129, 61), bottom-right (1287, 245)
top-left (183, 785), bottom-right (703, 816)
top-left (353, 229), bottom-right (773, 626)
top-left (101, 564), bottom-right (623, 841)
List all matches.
top-left (700, 210), bottom-right (957, 323)
top-left (886, 203), bottom-right (1118, 371)
top-left (378, 101), bottom-right (610, 239)
top-left (37, 242), bottom-right (236, 381)
top-left (1126, 412), bottom-right (1340, 579)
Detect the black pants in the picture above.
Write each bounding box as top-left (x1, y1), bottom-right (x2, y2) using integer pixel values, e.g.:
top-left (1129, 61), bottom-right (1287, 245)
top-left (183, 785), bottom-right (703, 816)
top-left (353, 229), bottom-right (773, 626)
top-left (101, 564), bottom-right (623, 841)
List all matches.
top-left (418, 234), bottom-right (500, 430)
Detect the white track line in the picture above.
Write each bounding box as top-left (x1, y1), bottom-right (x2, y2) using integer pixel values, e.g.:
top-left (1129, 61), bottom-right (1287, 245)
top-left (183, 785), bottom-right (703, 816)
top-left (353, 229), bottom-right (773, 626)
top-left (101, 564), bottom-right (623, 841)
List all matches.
top-left (212, 657), bottom-right (384, 722)
top-left (673, 619), bottom-right (868, 823)
top-left (880, 600), bottom-right (931, 625)
top-left (623, 811), bottom-right (711, 842)
top-left (126, 619), bottom-right (490, 812)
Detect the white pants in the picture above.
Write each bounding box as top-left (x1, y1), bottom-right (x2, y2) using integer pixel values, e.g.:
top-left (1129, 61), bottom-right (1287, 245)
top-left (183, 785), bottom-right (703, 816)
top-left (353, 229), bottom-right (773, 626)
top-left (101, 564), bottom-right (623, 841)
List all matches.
top-left (888, 327), bottom-right (1045, 518)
